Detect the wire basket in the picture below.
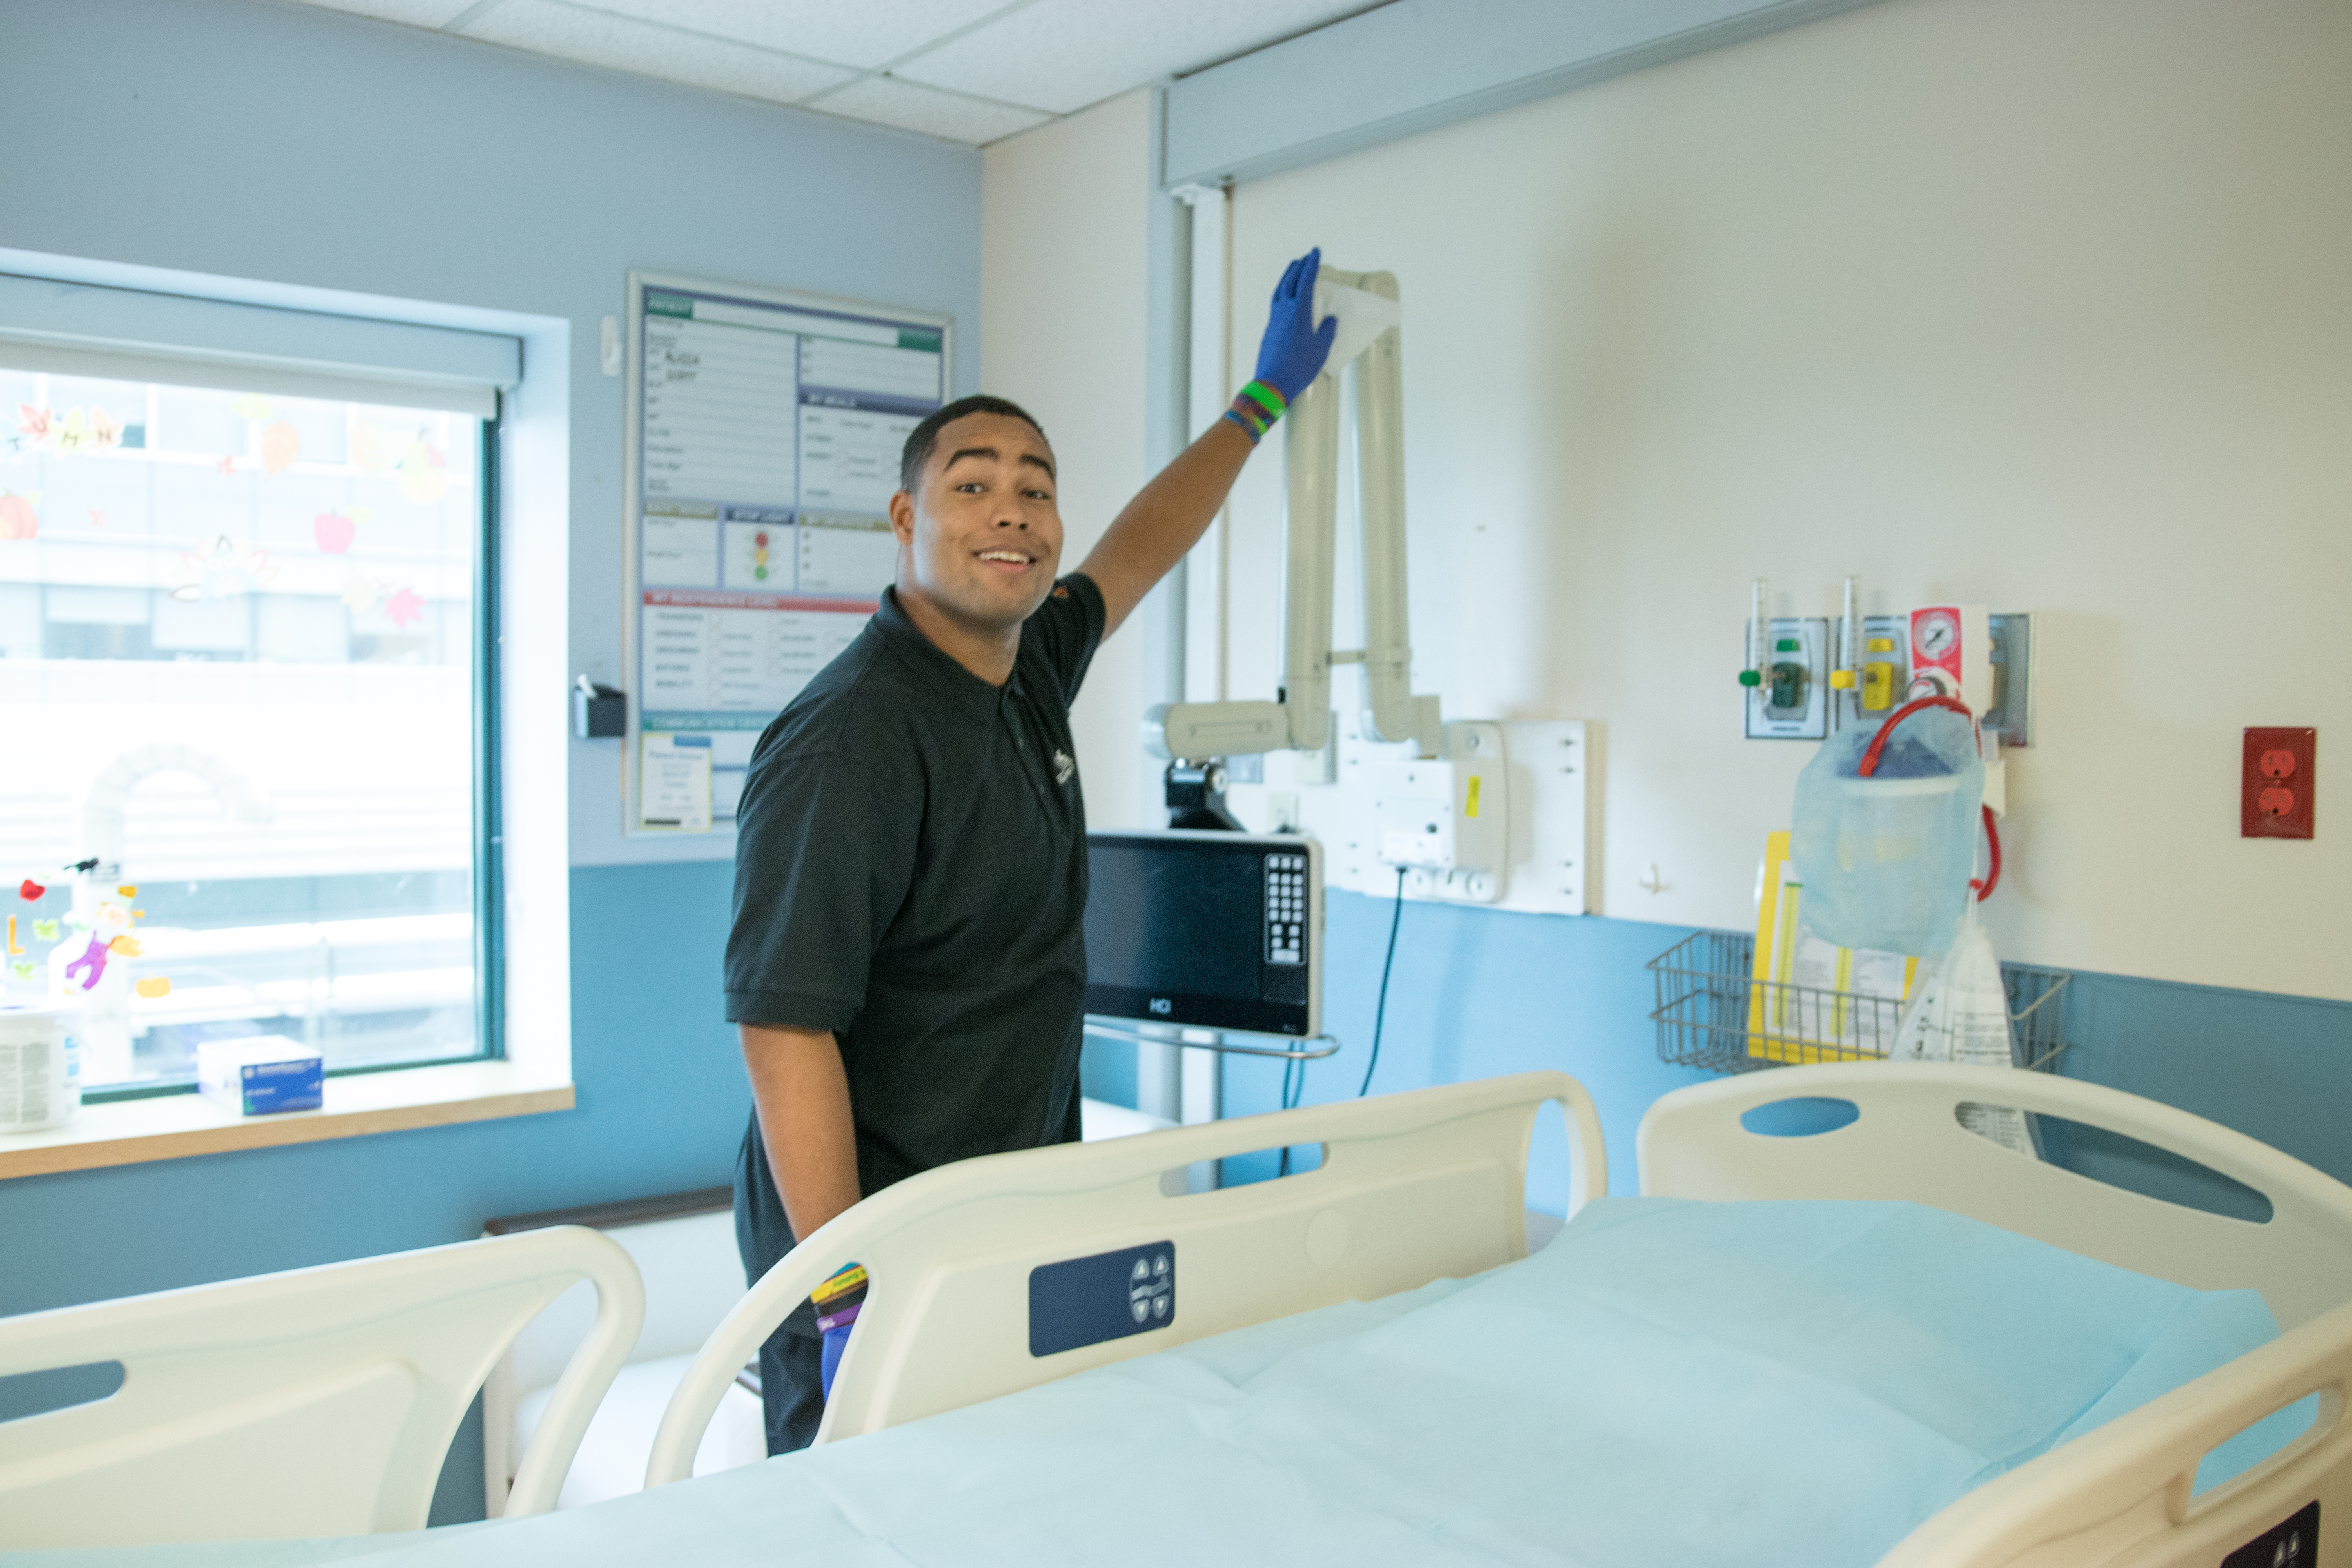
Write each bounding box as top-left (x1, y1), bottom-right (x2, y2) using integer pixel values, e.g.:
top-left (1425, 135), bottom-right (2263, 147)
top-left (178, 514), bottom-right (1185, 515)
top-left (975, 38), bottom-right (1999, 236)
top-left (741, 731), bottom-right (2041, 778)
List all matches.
top-left (1647, 930), bottom-right (2070, 1077)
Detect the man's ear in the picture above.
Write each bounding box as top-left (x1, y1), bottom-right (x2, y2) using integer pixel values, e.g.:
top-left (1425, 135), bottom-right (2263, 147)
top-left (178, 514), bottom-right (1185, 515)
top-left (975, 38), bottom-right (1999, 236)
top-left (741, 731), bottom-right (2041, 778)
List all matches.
top-left (887, 488), bottom-right (916, 544)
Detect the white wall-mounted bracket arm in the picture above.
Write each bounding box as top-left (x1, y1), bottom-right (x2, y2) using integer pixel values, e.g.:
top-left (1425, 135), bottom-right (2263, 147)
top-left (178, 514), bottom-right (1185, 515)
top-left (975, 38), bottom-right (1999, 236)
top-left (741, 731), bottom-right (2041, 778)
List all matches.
top-left (1145, 268), bottom-right (1441, 762)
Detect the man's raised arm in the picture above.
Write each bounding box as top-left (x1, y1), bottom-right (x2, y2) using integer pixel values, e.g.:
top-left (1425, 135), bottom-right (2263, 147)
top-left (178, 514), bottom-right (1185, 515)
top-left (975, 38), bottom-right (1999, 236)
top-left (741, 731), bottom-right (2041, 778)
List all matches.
top-left (1078, 248), bottom-right (1337, 637)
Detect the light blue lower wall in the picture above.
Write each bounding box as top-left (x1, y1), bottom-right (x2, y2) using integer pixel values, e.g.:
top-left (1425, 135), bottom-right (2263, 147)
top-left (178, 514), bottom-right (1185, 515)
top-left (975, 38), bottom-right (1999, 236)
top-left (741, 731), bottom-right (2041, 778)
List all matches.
top-left (1180, 891), bottom-right (2352, 1209)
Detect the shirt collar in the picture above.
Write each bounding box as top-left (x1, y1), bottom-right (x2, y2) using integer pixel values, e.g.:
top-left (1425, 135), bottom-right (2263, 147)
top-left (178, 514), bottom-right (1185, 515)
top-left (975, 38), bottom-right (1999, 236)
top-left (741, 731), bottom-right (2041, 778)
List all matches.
top-left (870, 586), bottom-right (1014, 725)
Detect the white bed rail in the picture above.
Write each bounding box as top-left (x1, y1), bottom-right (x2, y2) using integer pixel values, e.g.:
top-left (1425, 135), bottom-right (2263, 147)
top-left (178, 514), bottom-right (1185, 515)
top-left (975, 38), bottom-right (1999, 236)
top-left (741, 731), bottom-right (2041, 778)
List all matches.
top-left (648, 1069), bottom-right (1602, 1488)
top-left (0, 1225), bottom-right (642, 1548)
top-left (1639, 1063), bottom-right (2352, 1330)
top-left (1885, 1299), bottom-right (2352, 1568)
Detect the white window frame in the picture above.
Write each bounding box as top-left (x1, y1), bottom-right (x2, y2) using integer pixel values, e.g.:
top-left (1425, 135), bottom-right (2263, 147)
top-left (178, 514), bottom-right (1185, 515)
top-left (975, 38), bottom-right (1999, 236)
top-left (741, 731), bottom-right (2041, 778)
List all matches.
top-left (0, 255), bottom-right (574, 1177)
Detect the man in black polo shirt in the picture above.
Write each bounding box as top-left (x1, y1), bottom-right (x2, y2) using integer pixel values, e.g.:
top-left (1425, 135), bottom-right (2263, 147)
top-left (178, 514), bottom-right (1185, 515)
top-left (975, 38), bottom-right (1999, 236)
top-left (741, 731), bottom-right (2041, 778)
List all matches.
top-left (725, 249), bottom-right (1338, 1453)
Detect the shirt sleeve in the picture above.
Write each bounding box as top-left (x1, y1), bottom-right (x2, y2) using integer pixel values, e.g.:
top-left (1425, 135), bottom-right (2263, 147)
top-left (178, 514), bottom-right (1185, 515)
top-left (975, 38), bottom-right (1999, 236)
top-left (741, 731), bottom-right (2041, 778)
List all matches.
top-left (1022, 572), bottom-right (1107, 709)
top-left (724, 748), bottom-right (917, 1032)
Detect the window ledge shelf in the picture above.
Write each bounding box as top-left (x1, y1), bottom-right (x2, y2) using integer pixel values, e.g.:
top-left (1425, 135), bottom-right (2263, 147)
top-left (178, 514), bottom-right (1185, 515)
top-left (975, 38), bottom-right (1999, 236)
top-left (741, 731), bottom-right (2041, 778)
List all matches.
top-left (0, 1060), bottom-right (574, 1180)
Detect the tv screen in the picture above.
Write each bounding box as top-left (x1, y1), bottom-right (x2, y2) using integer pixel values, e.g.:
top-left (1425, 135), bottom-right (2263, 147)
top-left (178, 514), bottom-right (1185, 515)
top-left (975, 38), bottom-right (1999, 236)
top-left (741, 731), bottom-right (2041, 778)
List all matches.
top-left (1083, 831), bottom-right (1320, 1037)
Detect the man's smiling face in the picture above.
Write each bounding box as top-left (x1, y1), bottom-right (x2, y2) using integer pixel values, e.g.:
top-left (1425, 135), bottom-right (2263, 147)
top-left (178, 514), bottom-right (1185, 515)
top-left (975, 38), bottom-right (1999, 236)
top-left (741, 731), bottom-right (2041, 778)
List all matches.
top-left (891, 410), bottom-right (1063, 635)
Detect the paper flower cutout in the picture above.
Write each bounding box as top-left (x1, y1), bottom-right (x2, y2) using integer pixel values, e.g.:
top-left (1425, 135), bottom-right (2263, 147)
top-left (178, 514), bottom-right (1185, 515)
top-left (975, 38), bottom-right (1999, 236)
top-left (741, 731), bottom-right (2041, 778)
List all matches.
top-left (171, 535), bottom-right (276, 601)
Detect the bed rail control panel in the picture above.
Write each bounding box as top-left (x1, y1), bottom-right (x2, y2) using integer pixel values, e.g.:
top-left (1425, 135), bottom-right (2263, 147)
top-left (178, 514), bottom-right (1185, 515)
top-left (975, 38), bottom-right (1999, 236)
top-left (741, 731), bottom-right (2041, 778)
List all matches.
top-left (2224, 1501), bottom-right (2317, 1568)
top-left (1028, 1241), bottom-right (1175, 1358)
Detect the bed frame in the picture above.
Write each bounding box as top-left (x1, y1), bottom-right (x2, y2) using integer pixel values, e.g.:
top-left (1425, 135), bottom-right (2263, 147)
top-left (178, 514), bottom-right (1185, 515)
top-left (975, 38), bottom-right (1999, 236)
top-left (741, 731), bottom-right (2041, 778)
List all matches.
top-left (648, 1063), bottom-right (2352, 1568)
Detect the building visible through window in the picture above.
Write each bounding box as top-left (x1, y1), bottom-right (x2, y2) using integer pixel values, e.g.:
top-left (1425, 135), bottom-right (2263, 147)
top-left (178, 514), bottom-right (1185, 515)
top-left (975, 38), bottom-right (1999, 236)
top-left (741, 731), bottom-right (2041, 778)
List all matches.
top-left (0, 368), bottom-right (487, 1093)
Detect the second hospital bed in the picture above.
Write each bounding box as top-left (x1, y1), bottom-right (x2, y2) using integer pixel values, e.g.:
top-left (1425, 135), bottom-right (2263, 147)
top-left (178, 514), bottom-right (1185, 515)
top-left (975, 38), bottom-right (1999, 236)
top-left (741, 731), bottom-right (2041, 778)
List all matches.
top-left (24, 1062), bottom-right (2352, 1566)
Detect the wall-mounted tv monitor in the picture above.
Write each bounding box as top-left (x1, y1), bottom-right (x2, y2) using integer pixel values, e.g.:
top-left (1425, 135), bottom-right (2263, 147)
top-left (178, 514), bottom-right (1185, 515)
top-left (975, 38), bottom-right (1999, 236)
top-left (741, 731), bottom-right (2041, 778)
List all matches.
top-left (1083, 831), bottom-right (1322, 1038)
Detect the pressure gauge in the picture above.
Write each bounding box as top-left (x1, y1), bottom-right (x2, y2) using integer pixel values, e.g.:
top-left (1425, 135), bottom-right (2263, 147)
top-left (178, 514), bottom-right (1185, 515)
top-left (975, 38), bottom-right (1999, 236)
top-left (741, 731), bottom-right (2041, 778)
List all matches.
top-left (1915, 610), bottom-right (1959, 661)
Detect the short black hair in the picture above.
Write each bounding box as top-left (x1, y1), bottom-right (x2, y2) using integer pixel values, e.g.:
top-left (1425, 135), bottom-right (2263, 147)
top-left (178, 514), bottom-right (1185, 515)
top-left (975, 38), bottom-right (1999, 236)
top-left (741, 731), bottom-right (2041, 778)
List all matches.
top-left (898, 394), bottom-right (1051, 492)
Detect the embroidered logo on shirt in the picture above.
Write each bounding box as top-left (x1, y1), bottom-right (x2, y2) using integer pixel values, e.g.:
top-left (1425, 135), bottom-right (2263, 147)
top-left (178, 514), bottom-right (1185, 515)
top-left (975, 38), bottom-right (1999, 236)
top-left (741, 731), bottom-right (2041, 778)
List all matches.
top-left (1053, 749), bottom-right (1076, 786)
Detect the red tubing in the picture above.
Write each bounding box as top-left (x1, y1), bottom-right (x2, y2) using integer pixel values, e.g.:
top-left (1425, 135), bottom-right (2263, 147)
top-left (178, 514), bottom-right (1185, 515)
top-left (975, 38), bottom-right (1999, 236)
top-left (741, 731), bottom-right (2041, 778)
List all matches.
top-left (1971, 806), bottom-right (2000, 901)
top-left (1853, 692), bottom-right (2000, 902)
top-left (1854, 694), bottom-right (1975, 780)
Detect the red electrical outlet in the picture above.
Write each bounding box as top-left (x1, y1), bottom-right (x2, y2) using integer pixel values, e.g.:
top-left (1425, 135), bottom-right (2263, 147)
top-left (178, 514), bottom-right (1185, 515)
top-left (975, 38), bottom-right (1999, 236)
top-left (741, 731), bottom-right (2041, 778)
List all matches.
top-left (2242, 728), bottom-right (2315, 839)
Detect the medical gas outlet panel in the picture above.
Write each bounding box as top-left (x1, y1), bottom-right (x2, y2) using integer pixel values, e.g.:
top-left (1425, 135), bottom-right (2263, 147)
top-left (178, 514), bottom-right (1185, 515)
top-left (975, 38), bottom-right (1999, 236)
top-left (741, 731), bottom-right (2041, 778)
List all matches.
top-left (1739, 583), bottom-right (2033, 748)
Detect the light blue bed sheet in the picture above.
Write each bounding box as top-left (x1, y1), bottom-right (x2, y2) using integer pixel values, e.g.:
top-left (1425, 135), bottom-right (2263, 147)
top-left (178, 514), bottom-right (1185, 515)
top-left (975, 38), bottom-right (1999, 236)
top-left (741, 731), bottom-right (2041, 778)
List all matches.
top-left (18, 1198), bottom-right (2303, 1568)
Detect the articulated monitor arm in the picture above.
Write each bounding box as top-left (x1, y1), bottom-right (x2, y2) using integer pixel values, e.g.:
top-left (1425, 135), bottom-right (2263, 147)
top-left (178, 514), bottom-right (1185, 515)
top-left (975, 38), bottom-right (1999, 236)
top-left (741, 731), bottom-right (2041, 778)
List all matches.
top-left (1145, 268), bottom-right (1443, 768)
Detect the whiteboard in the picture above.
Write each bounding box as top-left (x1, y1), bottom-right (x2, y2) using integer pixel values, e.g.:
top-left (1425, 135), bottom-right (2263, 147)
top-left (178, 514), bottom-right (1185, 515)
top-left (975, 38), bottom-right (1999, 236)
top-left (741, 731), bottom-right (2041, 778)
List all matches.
top-left (621, 271), bottom-right (952, 834)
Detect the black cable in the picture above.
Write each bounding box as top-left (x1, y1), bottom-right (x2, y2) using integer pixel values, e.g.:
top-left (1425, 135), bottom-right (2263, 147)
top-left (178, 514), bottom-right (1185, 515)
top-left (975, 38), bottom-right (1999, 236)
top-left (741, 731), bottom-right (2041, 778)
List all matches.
top-left (1357, 867), bottom-right (1408, 1099)
top-left (1278, 867), bottom-right (1408, 1176)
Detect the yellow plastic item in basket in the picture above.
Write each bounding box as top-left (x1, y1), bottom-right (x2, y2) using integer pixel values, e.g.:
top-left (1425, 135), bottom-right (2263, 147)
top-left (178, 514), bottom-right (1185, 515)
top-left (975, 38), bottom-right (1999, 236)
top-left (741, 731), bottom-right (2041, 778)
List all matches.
top-left (1749, 832), bottom-right (1920, 1064)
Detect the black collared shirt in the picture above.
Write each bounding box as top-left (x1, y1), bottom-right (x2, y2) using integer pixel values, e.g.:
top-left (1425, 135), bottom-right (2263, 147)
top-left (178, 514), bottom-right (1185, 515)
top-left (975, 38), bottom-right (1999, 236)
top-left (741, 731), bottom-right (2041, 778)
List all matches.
top-left (725, 575), bottom-right (1105, 1250)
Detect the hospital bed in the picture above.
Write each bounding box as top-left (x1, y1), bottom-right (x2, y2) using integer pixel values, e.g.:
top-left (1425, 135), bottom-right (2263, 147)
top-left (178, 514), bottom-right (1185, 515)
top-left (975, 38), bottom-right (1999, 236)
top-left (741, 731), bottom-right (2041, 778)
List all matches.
top-left (637, 1062), bottom-right (2352, 1567)
top-left (11, 1064), bottom-right (2352, 1564)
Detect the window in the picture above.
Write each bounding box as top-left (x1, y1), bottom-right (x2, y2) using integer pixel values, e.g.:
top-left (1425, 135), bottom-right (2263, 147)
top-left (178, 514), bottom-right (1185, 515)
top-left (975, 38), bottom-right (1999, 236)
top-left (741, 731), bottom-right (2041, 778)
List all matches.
top-left (1, 363), bottom-right (494, 1095)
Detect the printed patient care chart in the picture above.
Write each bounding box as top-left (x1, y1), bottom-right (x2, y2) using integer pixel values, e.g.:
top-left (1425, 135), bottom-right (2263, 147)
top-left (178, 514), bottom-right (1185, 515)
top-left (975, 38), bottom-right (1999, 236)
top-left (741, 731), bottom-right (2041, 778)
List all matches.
top-left (624, 272), bottom-right (950, 831)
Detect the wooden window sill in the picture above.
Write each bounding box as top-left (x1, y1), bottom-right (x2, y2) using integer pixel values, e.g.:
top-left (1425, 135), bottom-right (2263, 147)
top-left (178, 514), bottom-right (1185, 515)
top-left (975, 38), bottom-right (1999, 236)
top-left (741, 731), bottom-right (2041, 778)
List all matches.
top-left (0, 1060), bottom-right (575, 1179)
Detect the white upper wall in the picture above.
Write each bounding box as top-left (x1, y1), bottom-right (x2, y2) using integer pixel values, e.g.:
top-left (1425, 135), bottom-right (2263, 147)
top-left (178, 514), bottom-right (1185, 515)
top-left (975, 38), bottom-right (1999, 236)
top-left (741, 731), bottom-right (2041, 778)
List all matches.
top-left (993, 0), bottom-right (2352, 998)
top-left (982, 92), bottom-right (1152, 830)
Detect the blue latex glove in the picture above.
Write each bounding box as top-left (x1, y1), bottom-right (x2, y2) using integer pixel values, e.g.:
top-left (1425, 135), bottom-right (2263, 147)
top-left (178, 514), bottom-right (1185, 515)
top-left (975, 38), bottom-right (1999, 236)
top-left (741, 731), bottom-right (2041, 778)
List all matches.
top-left (1252, 247), bottom-right (1338, 404)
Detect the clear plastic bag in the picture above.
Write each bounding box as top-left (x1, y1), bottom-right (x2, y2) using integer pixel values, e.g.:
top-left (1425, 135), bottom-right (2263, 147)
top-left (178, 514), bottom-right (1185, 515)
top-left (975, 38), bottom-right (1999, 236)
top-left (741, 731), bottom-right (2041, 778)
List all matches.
top-left (1885, 915), bottom-right (2038, 1157)
top-left (1788, 706), bottom-right (1984, 957)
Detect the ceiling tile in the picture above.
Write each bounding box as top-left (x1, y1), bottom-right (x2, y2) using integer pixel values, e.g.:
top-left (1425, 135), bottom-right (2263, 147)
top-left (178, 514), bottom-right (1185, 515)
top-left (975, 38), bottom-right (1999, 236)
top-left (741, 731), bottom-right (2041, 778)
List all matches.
top-left (570, 0), bottom-right (1028, 71)
top-left (814, 76), bottom-right (1052, 145)
top-left (894, 0), bottom-right (1382, 115)
top-left (294, 0), bottom-right (484, 25)
top-left (459, 0), bottom-right (856, 103)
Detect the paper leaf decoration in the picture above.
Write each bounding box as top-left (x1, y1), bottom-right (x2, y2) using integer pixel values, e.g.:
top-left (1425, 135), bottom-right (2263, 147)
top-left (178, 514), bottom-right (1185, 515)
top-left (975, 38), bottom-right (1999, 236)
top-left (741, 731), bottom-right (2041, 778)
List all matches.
top-left (33, 919), bottom-right (58, 940)
top-left (385, 587), bottom-right (426, 629)
top-left (351, 422), bottom-right (394, 474)
top-left (314, 512), bottom-right (356, 554)
top-left (87, 508), bottom-right (106, 528)
top-left (261, 421), bottom-right (300, 475)
top-left (342, 573), bottom-right (381, 613)
top-left (399, 438), bottom-right (450, 504)
top-left (216, 455), bottom-right (236, 477)
top-left (15, 405), bottom-right (47, 440)
top-left (0, 493), bottom-right (36, 541)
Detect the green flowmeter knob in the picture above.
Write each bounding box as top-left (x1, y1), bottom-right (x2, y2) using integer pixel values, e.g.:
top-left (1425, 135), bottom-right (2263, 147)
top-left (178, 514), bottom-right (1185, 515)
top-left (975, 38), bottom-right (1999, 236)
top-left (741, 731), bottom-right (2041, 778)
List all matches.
top-left (1737, 670), bottom-right (1762, 688)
